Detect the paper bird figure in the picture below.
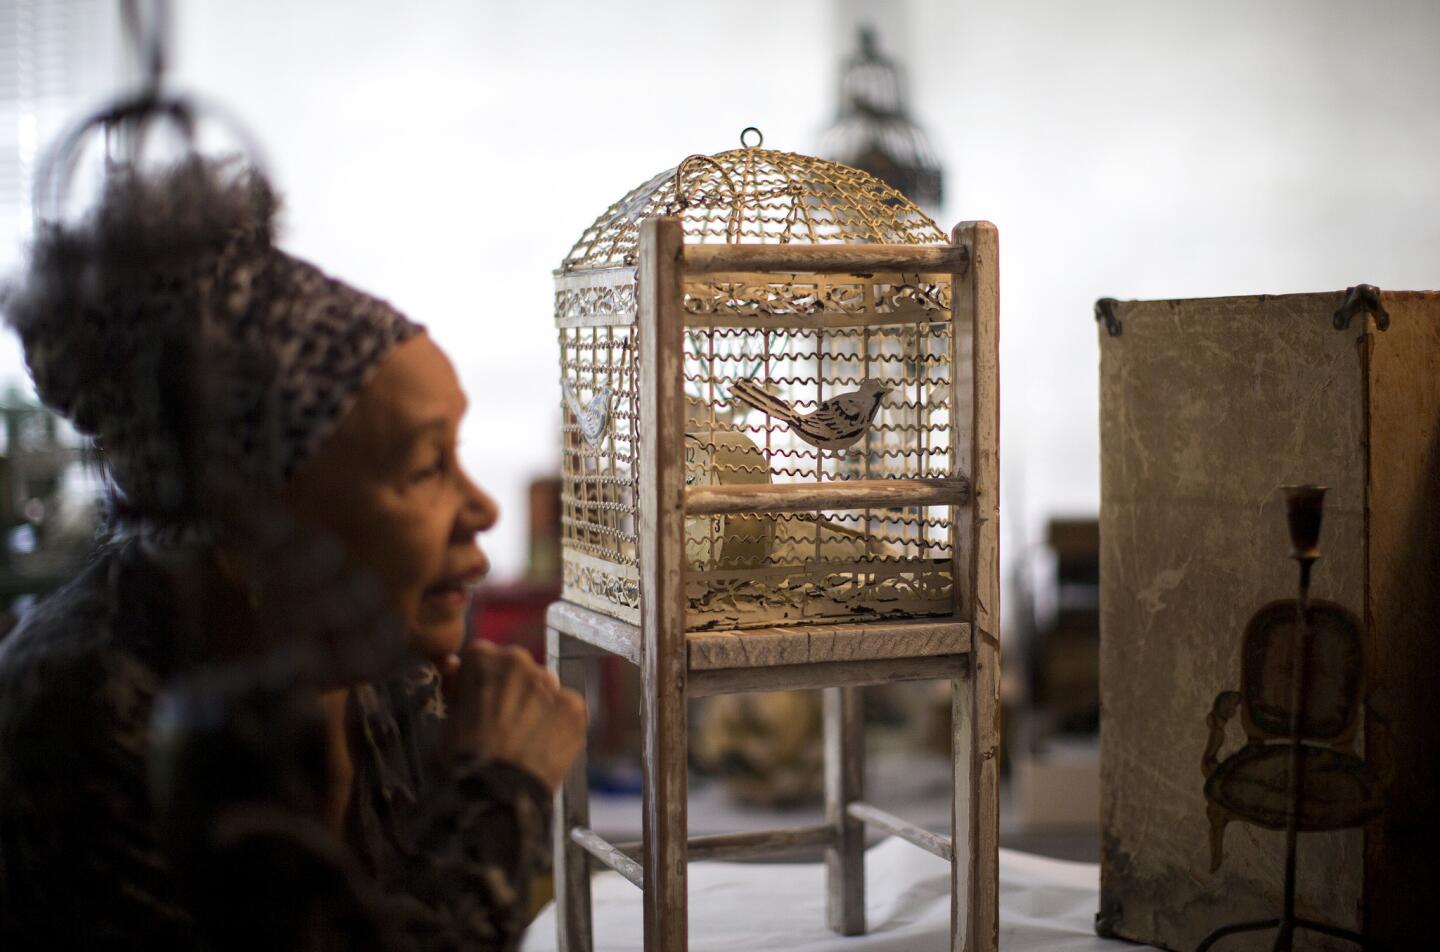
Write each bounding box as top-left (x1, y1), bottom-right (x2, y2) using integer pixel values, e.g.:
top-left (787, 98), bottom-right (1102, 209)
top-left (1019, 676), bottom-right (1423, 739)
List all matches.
top-left (563, 380), bottom-right (612, 446)
top-left (729, 378), bottom-right (889, 451)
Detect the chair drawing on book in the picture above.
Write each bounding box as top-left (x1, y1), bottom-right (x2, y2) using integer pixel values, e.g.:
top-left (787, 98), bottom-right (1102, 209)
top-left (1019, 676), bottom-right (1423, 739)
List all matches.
top-left (547, 138), bottom-right (1000, 952)
top-left (1199, 486), bottom-right (1387, 951)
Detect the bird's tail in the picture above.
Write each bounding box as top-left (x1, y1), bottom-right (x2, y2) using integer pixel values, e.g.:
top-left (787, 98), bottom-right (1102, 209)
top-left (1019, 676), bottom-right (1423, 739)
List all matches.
top-left (730, 379), bottom-right (798, 425)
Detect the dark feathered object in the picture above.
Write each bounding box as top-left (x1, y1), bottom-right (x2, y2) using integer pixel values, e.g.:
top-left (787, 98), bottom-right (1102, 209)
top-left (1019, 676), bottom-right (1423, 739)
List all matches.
top-left (5, 158), bottom-right (276, 428)
top-left (2, 158), bottom-right (278, 525)
top-left (1, 157), bottom-right (418, 530)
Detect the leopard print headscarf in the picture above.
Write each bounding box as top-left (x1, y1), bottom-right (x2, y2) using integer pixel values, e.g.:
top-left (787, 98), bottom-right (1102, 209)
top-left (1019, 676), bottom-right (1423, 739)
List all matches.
top-left (2, 158), bottom-right (421, 528)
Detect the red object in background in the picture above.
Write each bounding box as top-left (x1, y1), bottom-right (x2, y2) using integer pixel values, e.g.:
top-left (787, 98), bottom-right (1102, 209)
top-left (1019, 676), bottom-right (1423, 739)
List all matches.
top-left (467, 579), bottom-right (561, 663)
top-left (468, 578), bottom-right (636, 762)
top-left (464, 477), bottom-right (637, 763)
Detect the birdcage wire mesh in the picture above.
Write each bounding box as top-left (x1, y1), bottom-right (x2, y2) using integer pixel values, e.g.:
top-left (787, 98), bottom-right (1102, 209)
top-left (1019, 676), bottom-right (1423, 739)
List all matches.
top-left (560, 146), bottom-right (946, 273)
top-left (556, 143), bottom-right (960, 629)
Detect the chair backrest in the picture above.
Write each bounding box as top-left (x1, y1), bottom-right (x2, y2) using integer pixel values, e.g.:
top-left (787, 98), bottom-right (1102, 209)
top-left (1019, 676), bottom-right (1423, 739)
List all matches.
top-left (1240, 598), bottom-right (1364, 744)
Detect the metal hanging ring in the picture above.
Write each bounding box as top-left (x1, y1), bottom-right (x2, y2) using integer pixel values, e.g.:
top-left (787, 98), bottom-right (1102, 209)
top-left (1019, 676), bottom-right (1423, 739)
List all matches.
top-left (740, 126), bottom-right (764, 148)
top-left (33, 0), bottom-right (269, 225)
top-left (32, 92), bottom-right (270, 227)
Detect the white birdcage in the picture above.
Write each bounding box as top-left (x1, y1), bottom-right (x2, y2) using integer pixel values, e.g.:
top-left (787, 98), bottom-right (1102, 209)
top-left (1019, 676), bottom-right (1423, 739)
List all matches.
top-left (547, 131), bottom-right (1000, 952)
top-left (557, 133), bottom-right (967, 631)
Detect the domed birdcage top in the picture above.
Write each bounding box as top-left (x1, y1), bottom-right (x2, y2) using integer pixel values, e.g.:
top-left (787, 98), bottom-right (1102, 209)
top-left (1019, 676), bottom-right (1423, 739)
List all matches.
top-left (559, 129), bottom-right (947, 273)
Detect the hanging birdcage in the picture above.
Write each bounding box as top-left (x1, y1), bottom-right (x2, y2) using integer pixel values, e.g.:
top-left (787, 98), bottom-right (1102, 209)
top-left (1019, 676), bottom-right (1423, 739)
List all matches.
top-left (818, 27), bottom-right (945, 211)
top-left (555, 131), bottom-right (967, 631)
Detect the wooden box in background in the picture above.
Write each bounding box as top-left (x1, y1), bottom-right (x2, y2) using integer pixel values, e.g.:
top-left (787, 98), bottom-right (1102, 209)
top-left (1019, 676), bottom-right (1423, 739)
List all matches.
top-left (1097, 291), bottom-right (1438, 950)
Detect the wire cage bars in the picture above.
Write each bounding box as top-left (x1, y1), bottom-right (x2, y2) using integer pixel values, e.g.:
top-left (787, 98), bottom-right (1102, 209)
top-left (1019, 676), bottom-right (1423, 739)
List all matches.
top-left (555, 139), bottom-right (964, 631)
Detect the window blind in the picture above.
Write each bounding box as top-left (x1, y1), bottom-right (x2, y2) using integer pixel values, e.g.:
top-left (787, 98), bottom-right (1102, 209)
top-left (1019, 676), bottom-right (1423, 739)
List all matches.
top-left (0, 0), bottom-right (113, 274)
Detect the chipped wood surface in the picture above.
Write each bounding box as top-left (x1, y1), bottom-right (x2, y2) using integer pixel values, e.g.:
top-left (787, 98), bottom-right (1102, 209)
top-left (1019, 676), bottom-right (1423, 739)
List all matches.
top-left (571, 826), bottom-right (645, 889)
top-left (687, 654), bottom-right (967, 698)
top-left (825, 686), bottom-right (866, 936)
top-left (682, 307), bottom-right (950, 330)
top-left (546, 600), bottom-right (640, 665)
top-left (951, 221), bottom-right (1000, 952)
top-left (548, 601), bottom-right (970, 672)
top-left (1099, 292), bottom-right (1370, 951)
top-left (549, 629), bottom-right (594, 952)
top-left (683, 242), bottom-right (967, 276)
top-left (685, 477), bottom-right (970, 515)
top-left (687, 618), bottom-right (971, 670)
top-left (1360, 291), bottom-right (1440, 947)
top-left (613, 825), bottom-right (837, 863)
top-left (637, 217), bottom-right (689, 951)
top-left (848, 800), bottom-right (954, 862)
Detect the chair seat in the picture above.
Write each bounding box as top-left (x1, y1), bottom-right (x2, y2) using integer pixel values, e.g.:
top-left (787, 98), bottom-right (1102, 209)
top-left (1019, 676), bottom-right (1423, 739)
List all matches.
top-left (1204, 743), bottom-right (1383, 831)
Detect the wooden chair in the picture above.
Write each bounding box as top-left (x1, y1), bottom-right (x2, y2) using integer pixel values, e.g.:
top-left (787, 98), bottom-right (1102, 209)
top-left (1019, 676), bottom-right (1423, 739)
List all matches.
top-left (547, 215), bottom-right (1000, 952)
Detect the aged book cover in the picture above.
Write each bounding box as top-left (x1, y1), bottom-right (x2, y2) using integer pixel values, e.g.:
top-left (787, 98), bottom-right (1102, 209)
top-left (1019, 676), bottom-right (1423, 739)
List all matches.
top-left (1097, 291), bottom-right (1438, 950)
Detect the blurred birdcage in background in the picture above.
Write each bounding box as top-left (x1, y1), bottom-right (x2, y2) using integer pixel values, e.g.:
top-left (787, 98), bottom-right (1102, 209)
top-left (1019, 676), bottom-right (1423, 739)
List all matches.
top-left (555, 135), bottom-right (966, 632)
top-left (819, 27), bottom-right (944, 212)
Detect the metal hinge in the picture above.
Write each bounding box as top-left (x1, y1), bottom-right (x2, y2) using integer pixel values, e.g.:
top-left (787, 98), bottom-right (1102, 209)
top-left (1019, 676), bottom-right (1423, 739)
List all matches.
top-left (1095, 297), bottom-right (1123, 337)
top-left (1333, 284), bottom-right (1390, 331)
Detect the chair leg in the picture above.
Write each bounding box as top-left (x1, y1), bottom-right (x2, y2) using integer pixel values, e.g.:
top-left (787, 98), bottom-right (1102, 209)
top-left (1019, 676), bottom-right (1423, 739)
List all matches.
top-left (639, 640), bottom-right (687, 951)
top-left (952, 669), bottom-right (1000, 952)
top-left (825, 686), bottom-right (866, 935)
top-left (951, 675), bottom-right (972, 951)
top-left (548, 630), bottom-right (593, 952)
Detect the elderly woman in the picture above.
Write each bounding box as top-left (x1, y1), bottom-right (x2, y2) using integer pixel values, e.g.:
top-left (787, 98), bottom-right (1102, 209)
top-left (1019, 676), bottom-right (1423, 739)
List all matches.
top-left (0, 160), bottom-right (584, 950)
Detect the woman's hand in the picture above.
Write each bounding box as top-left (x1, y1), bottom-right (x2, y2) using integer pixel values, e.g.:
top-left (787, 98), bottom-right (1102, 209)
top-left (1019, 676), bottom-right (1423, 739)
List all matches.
top-left (442, 640), bottom-right (586, 792)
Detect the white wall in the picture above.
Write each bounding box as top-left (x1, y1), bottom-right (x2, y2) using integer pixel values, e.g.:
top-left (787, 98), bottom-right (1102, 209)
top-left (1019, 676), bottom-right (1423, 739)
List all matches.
top-left (170, 0), bottom-right (834, 579)
top-left (895, 0), bottom-right (1440, 579)
top-left (5, 0), bottom-right (1439, 616)
top-left (0, 0), bottom-right (120, 398)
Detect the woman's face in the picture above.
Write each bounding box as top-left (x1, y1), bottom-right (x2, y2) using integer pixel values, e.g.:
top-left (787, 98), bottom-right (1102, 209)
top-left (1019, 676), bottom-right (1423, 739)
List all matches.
top-left (284, 334), bottom-right (497, 664)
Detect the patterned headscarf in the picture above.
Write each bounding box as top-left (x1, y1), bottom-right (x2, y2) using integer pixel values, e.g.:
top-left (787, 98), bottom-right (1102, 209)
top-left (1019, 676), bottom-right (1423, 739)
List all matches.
top-left (2, 158), bottom-right (421, 528)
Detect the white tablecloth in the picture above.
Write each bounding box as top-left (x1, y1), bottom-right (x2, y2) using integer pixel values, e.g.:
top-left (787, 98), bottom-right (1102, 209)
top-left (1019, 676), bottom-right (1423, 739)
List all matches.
top-left (524, 837), bottom-right (1159, 951)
